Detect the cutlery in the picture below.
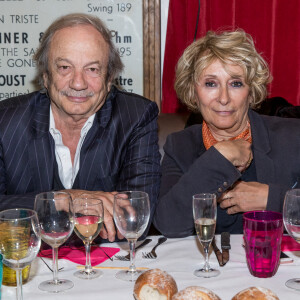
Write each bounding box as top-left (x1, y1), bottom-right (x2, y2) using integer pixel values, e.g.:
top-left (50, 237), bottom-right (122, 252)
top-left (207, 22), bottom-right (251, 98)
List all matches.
top-left (142, 237), bottom-right (167, 259)
top-left (114, 238), bottom-right (152, 261)
top-left (40, 257), bottom-right (64, 272)
top-left (76, 266), bottom-right (149, 270)
top-left (211, 237), bottom-right (223, 266)
top-left (221, 232), bottom-right (231, 265)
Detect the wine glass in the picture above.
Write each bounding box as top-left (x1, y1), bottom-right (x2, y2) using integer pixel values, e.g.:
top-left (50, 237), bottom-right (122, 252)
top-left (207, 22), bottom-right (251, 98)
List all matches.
top-left (283, 188), bottom-right (300, 290)
top-left (34, 191), bottom-right (74, 292)
top-left (73, 197), bottom-right (104, 279)
top-left (0, 209), bottom-right (41, 300)
top-left (113, 191), bottom-right (150, 281)
top-left (193, 193), bottom-right (220, 278)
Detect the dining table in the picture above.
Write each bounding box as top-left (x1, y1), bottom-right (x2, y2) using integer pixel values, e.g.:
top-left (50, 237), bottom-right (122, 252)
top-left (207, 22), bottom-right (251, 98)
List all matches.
top-left (2, 234), bottom-right (300, 300)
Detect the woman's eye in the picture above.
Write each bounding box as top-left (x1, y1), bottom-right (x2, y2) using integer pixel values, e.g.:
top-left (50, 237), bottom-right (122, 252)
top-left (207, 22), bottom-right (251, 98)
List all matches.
top-left (231, 81), bottom-right (243, 88)
top-left (205, 81), bottom-right (216, 87)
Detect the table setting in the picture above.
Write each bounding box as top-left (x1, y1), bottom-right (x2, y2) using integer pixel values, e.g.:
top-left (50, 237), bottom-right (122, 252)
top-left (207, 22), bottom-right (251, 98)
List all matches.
top-left (0, 190), bottom-right (300, 299)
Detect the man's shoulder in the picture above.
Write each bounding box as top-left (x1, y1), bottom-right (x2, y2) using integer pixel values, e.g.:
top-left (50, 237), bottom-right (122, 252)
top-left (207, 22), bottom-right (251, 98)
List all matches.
top-left (112, 86), bottom-right (156, 109)
top-left (0, 91), bottom-right (43, 111)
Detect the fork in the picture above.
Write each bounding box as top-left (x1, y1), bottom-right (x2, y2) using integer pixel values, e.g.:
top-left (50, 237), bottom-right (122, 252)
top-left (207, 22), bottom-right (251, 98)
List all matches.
top-left (40, 257), bottom-right (64, 272)
top-left (142, 237), bottom-right (167, 259)
top-left (115, 238), bottom-right (152, 261)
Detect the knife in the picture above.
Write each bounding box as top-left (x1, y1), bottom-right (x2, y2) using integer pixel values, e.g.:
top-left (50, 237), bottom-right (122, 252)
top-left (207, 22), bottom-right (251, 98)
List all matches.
top-left (221, 232), bottom-right (231, 265)
top-left (211, 237), bottom-right (223, 266)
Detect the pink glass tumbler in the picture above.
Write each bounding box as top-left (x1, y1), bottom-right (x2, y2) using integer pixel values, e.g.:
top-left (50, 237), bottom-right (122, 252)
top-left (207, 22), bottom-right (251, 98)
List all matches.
top-left (243, 211), bottom-right (283, 278)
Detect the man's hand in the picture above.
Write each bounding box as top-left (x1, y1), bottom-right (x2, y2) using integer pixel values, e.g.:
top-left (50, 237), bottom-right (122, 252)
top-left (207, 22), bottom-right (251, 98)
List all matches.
top-left (218, 181), bottom-right (269, 214)
top-left (214, 139), bottom-right (253, 172)
top-left (64, 189), bottom-right (124, 242)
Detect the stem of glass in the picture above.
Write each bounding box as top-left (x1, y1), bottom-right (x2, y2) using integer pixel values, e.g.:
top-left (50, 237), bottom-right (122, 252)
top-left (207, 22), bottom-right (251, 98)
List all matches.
top-left (128, 239), bottom-right (137, 273)
top-left (84, 242), bottom-right (92, 273)
top-left (16, 268), bottom-right (23, 300)
top-left (52, 247), bottom-right (59, 284)
top-left (202, 241), bottom-right (210, 272)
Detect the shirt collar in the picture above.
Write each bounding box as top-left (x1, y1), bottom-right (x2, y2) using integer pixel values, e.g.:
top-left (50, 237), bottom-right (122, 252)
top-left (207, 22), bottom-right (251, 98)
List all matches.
top-left (49, 105), bottom-right (96, 136)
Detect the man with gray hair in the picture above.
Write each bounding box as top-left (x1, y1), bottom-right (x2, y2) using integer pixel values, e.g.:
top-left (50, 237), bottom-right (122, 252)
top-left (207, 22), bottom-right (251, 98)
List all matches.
top-left (0, 13), bottom-right (160, 241)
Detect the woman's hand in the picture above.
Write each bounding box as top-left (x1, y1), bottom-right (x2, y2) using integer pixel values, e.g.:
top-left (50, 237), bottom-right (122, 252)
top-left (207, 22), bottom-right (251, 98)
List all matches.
top-left (218, 181), bottom-right (269, 214)
top-left (214, 139), bottom-right (253, 172)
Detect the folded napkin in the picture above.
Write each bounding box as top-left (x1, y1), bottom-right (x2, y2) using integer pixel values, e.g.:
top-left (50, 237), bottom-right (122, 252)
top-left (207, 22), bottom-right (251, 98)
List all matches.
top-left (281, 235), bottom-right (300, 252)
top-left (38, 246), bottom-right (120, 266)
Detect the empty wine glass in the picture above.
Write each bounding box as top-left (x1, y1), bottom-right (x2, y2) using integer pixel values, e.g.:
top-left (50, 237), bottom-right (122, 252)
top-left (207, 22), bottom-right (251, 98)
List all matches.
top-left (73, 197), bottom-right (104, 279)
top-left (283, 189), bottom-right (300, 290)
top-left (0, 209), bottom-right (41, 300)
top-left (113, 191), bottom-right (150, 281)
top-left (34, 191), bottom-right (74, 292)
top-left (193, 193), bottom-right (220, 278)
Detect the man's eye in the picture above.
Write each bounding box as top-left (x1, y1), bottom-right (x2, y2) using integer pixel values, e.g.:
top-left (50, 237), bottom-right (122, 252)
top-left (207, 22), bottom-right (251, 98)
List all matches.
top-left (57, 65), bottom-right (71, 73)
top-left (231, 81), bottom-right (243, 88)
top-left (85, 67), bottom-right (101, 77)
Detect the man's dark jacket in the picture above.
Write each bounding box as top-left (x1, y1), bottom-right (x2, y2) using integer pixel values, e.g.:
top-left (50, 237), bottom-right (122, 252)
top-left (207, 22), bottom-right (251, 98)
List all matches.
top-left (0, 86), bottom-right (161, 235)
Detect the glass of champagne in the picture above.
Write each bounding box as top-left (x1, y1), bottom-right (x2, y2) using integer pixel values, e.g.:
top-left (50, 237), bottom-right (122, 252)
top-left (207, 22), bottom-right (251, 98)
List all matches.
top-left (283, 188), bottom-right (300, 290)
top-left (113, 191), bottom-right (150, 281)
top-left (0, 209), bottom-right (41, 300)
top-left (34, 191), bottom-right (74, 293)
top-left (193, 193), bottom-right (220, 278)
top-left (73, 197), bottom-right (104, 279)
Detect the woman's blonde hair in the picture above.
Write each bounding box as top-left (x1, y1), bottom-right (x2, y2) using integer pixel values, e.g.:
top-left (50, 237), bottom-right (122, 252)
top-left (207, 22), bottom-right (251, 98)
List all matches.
top-left (174, 29), bottom-right (272, 112)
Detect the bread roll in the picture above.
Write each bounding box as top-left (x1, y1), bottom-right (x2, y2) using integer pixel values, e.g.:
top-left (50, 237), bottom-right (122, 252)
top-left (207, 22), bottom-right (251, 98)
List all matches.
top-left (172, 286), bottom-right (221, 300)
top-left (133, 269), bottom-right (178, 300)
top-left (231, 287), bottom-right (279, 300)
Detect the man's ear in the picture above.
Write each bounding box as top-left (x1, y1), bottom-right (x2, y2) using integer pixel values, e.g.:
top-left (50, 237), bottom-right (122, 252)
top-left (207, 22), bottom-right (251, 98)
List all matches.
top-left (43, 73), bottom-right (49, 89)
top-left (107, 79), bottom-right (113, 92)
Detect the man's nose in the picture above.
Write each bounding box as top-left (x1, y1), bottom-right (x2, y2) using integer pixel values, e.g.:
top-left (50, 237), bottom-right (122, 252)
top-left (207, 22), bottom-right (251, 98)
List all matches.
top-left (69, 70), bottom-right (88, 90)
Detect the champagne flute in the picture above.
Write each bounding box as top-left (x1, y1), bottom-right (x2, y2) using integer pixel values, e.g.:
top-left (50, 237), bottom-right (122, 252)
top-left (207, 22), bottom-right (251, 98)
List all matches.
top-left (283, 188), bottom-right (300, 290)
top-left (34, 191), bottom-right (74, 292)
top-left (113, 191), bottom-right (150, 281)
top-left (73, 197), bottom-right (104, 279)
top-left (193, 193), bottom-right (220, 278)
top-left (0, 209), bottom-right (41, 300)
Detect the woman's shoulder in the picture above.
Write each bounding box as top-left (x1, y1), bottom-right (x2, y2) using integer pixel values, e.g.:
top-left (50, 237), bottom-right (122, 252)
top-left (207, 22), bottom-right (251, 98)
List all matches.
top-left (260, 113), bottom-right (300, 131)
top-left (167, 124), bottom-right (203, 142)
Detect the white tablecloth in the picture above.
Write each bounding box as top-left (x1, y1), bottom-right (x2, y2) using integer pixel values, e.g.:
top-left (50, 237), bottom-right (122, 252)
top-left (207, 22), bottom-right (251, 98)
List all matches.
top-left (2, 235), bottom-right (300, 299)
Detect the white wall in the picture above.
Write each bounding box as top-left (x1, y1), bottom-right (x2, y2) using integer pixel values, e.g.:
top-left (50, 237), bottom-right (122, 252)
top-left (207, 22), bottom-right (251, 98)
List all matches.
top-left (161, 0), bottom-right (170, 78)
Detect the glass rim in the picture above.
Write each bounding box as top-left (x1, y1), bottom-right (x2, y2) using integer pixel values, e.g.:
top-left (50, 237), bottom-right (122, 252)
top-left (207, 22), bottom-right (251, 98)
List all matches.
top-left (243, 210), bottom-right (282, 222)
top-left (73, 198), bottom-right (103, 204)
top-left (285, 188), bottom-right (300, 196)
top-left (0, 208), bottom-right (37, 221)
top-left (114, 191), bottom-right (149, 200)
top-left (192, 193), bottom-right (216, 200)
top-left (35, 191), bottom-right (72, 200)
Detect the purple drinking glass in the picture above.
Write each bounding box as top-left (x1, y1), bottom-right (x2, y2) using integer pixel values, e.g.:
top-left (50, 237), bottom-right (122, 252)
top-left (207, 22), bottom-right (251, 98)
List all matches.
top-left (243, 210), bottom-right (283, 278)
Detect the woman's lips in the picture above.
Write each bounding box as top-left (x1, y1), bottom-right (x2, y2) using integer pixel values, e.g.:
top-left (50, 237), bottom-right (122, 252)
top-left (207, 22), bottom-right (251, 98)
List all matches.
top-left (214, 110), bottom-right (234, 116)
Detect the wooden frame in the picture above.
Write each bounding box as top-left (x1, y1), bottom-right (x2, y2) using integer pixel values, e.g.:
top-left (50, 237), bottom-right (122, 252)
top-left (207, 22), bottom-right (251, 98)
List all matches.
top-left (143, 0), bottom-right (161, 109)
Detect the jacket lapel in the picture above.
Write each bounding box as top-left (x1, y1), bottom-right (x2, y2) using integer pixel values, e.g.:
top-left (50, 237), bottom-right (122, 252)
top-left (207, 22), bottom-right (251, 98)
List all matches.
top-left (28, 94), bottom-right (55, 191)
top-left (77, 88), bottom-right (115, 189)
top-left (249, 110), bottom-right (276, 183)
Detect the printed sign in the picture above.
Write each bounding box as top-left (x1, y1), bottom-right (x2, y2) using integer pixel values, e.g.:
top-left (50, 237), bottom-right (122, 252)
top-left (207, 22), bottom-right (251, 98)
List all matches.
top-left (0, 0), bottom-right (143, 101)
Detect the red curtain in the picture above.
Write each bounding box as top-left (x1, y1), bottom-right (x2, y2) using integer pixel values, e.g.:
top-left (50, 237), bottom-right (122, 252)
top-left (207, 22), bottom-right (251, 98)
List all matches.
top-left (162, 0), bottom-right (300, 113)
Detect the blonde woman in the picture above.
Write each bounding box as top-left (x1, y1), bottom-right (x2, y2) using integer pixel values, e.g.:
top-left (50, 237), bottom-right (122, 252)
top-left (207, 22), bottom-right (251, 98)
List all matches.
top-left (154, 30), bottom-right (300, 237)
